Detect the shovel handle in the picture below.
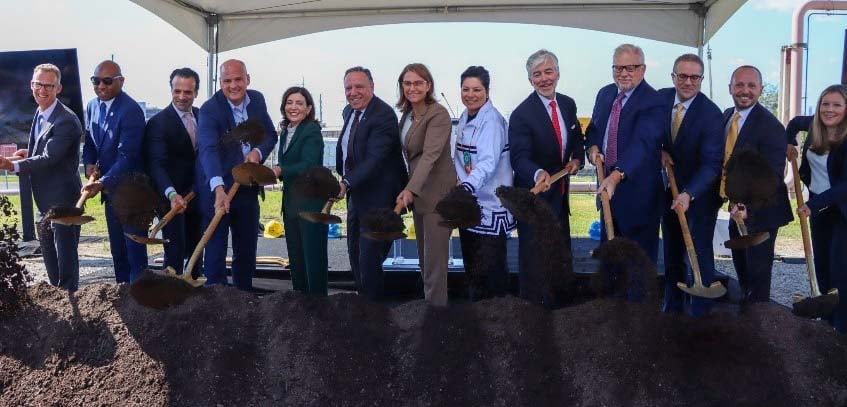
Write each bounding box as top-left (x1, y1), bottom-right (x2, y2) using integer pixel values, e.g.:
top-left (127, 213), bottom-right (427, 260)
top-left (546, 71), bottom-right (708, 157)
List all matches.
top-left (76, 173), bottom-right (99, 209)
top-left (393, 201), bottom-right (406, 215)
top-left (320, 198), bottom-right (336, 215)
top-left (731, 210), bottom-right (749, 236)
top-left (530, 167), bottom-right (569, 194)
top-left (184, 184), bottom-right (240, 279)
top-left (666, 165), bottom-right (704, 287)
top-left (790, 157), bottom-right (821, 297)
top-left (595, 157), bottom-right (615, 240)
top-left (149, 191), bottom-right (197, 237)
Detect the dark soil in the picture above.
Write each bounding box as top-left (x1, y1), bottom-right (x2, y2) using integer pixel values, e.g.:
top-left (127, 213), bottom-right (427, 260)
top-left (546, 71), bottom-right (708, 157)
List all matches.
top-left (294, 166), bottom-right (340, 200)
top-left (113, 172), bottom-right (159, 231)
top-left (435, 186), bottom-right (481, 228)
top-left (1, 283), bottom-right (846, 406)
top-left (725, 149), bottom-right (779, 209)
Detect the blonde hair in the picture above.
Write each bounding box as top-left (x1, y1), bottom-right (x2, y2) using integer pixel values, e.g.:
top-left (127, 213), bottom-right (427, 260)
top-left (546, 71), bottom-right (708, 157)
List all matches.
top-left (809, 84), bottom-right (847, 154)
top-left (33, 63), bottom-right (61, 82)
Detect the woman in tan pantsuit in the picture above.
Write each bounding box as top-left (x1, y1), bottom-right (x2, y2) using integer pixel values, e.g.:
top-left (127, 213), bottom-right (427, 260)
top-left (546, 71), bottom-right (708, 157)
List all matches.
top-left (395, 63), bottom-right (457, 306)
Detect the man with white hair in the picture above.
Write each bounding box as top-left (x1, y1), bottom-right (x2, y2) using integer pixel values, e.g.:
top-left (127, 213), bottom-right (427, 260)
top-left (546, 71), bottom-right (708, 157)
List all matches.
top-left (509, 49), bottom-right (584, 307)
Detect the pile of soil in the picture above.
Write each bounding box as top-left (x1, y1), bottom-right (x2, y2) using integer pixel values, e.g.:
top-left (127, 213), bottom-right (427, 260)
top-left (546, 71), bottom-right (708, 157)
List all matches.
top-left (1, 282), bottom-right (846, 406)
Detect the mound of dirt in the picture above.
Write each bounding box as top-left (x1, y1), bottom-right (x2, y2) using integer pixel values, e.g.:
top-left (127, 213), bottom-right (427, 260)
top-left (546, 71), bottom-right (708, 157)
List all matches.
top-left (1, 282), bottom-right (846, 406)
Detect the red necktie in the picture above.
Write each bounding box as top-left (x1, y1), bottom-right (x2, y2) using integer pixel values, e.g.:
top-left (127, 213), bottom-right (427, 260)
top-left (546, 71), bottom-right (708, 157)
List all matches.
top-left (549, 100), bottom-right (565, 195)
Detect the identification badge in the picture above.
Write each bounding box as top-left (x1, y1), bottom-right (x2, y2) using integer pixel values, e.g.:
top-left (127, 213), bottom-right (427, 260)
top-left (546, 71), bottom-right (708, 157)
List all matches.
top-left (463, 151), bottom-right (472, 174)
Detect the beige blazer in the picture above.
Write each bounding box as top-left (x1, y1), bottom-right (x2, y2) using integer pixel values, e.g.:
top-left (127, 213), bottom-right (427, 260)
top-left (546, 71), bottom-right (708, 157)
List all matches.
top-left (400, 102), bottom-right (457, 214)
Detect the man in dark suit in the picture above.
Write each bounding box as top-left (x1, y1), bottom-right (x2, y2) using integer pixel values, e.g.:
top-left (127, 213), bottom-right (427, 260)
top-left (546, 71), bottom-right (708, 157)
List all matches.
top-left (0, 64), bottom-right (83, 290)
top-left (196, 59), bottom-right (277, 290)
top-left (722, 65), bottom-right (793, 305)
top-left (658, 54), bottom-right (724, 316)
top-left (508, 49), bottom-right (584, 306)
top-left (81, 60), bottom-right (147, 283)
top-left (144, 67), bottom-right (202, 275)
top-left (587, 44), bottom-right (666, 263)
top-left (336, 66), bottom-right (408, 301)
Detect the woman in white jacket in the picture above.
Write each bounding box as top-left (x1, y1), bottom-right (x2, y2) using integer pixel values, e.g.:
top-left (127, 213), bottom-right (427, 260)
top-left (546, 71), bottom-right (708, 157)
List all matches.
top-left (455, 66), bottom-right (516, 301)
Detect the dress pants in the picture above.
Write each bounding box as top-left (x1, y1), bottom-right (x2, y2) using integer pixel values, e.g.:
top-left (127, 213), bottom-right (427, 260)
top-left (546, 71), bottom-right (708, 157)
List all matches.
top-left (283, 206), bottom-right (328, 296)
top-left (459, 229), bottom-right (508, 301)
top-left (161, 199), bottom-right (202, 276)
top-left (104, 196), bottom-right (148, 283)
top-left (346, 198), bottom-right (392, 301)
top-left (661, 197), bottom-right (719, 317)
top-left (808, 195), bottom-right (836, 294)
top-left (38, 219), bottom-right (80, 291)
top-left (829, 217), bottom-right (847, 333)
top-left (201, 186), bottom-right (259, 290)
top-left (728, 219), bottom-right (778, 304)
top-left (599, 214), bottom-right (661, 265)
top-left (412, 211), bottom-right (451, 307)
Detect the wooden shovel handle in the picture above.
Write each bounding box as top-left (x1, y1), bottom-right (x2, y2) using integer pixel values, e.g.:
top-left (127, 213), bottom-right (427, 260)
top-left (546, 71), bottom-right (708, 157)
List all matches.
top-left (320, 198), bottom-right (336, 215)
top-left (595, 157), bottom-right (615, 239)
top-left (790, 157), bottom-right (821, 297)
top-left (666, 165), bottom-right (703, 287)
top-left (149, 191), bottom-right (196, 237)
top-left (530, 167), bottom-right (569, 194)
top-left (184, 184), bottom-right (240, 278)
top-left (393, 201), bottom-right (406, 215)
top-left (76, 173), bottom-right (99, 208)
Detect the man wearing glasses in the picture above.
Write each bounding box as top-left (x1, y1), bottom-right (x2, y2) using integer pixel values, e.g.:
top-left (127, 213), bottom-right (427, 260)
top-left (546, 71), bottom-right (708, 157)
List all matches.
top-left (81, 60), bottom-right (148, 283)
top-left (0, 64), bottom-right (83, 290)
top-left (586, 44), bottom-right (665, 271)
top-left (657, 54), bottom-right (724, 316)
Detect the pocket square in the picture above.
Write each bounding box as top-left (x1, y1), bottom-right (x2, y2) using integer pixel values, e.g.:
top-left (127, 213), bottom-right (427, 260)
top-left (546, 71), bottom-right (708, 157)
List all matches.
top-left (570, 124), bottom-right (576, 130)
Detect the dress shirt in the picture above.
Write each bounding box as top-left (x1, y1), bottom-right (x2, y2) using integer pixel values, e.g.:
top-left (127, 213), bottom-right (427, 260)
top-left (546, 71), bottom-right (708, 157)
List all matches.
top-left (532, 92), bottom-right (568, 183)
top-left (340, 105), bottom-right (368, 170)
top-left (726, 104), bottom-right (754, 136)
top-left (807, 151), bottom-right (831, 195)
top-left (671, 93), bottom-right (695, 125)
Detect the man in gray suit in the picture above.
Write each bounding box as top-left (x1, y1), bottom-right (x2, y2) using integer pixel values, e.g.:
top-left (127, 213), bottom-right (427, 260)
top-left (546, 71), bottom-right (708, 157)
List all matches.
top-left (0, 63), bottom-right (83, 291)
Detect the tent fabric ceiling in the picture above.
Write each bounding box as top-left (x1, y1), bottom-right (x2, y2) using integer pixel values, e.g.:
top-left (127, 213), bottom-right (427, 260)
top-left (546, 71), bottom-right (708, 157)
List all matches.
top-left (130, 0), bottom-right (746, 53)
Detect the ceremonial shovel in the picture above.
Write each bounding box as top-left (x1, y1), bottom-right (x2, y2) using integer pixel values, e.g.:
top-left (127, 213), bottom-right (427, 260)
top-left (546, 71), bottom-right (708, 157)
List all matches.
top-left (788, 157), bottom-right (839, 317)
top-left (48, 173), bottom-right (99, 226)
top-left (666, 165), bottom-right (726, 298)
top-left (125, 191), bottom-right (196, 245)
top-left (299, 198), bottom-right (342, 225)
top-left (362, 202), bottom-right (408, 241)
top-left (495, 167), bottom-right (571, 225)
top-left (723, 207), bottom-right (770, 250)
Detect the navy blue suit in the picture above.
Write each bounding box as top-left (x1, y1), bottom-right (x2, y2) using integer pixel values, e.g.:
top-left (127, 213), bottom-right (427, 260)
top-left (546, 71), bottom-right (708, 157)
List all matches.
top-left (196, 90), bottom-right (278, 290)
top-left (335, 96), bottom-right (407, 300)
top-left (723, 103), bottom-right (793, 303)
top-left (657, 89), bottom-right (724, 316)
top-left (17, 101), bottom-right (82, 290)
top-left (585, 81), bottom-right (665, 263)
top-left (508, 91), bottom-right (584, 305)
top-left (144, 104), bottom-right (202, 275)
top-left (82, 91), bottom-right (147, 283)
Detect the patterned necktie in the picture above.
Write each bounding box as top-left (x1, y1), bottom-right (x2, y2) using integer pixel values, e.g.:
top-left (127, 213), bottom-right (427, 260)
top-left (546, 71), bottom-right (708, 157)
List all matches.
top-left (605, 92), bottom-right (626, 167)
top-left (719, 112), bottom-right (742, 199)
top-left (98, 102), bottom-right (107, 139)
top-left (182, 111), bottom-right (196, 149)
top-left (344, 110), bottom-right (362, 174)
top-left (35, 115), bottom-right (44, 137)
top-left (549, 100), bottom-right (565, 194)
top-left (671, 103), bottom-right (684, 142)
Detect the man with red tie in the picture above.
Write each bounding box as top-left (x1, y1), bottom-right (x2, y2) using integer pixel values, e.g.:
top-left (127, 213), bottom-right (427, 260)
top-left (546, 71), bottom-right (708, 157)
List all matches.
top-left (509, 49), bottom-right (584, 307)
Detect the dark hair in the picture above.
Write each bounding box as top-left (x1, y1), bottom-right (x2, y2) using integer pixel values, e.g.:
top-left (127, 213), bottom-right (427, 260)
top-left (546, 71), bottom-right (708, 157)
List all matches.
top-left (344, 66), bottom-right (373, 83)
top-left (169, 67), bottom-right (200, 92)
top-left (672, 54), bottom-right (704, 74)
top-left (460, 66), bottom-right (491, 92)
top-left (280, 86), bottom-right (317, 127)
top-left (395, 63), bottom-right (437, 113)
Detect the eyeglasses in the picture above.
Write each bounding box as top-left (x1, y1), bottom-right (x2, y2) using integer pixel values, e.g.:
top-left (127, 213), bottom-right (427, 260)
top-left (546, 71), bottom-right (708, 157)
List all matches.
top-left (90, 75), bottom-right (123, 86)
top-left (401, 80), bottom-right (428, 88)
top-left (30, 81), bottom-right (57, 91)
top-left (672, 73), bottom-right (704, 83)
top-left (612, 64), bottom-right (644, 73)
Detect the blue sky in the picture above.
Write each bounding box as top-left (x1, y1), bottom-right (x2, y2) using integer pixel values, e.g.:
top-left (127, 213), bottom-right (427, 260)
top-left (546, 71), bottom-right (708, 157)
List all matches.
top-left (1, 0), bottom-right (844, 126)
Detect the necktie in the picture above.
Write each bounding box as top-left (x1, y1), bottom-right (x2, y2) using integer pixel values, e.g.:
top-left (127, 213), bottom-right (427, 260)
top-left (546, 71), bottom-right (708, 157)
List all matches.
top-left (182, 111), bottom-right (196, 149)
top-left (35, 114), bottom-right (44, 137)
top-left (549, 100), bottom-right (566, 194)
top-left (344, 110), bottom-right (362, 174)
top-left (671, 103), bottom-right (684, 142)
top-left (719, 112), bottom-right (742, 199)
top-left (98, 102), bottom-right (107, 140)
top-left (606, 92), bottom-right (626, 167)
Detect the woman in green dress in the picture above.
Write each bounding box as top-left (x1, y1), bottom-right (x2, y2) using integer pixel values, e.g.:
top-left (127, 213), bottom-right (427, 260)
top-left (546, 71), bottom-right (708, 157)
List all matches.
top-left (272, 86), bottom-right (328, 295)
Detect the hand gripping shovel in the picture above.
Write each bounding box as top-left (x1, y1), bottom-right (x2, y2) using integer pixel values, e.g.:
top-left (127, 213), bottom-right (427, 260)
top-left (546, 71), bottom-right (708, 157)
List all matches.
top-left (788, 157), bottom-right (839, 317)
top-left (723, 206), bottom-right (770, 250)
top-left (48, 173), bottom-right (98, 226)
top-left (362, 202), bottom-right (408, 241)
top-left (125, 191), bottom-right (197, 245)
top-left (666, 165), bottom-right (726, 298)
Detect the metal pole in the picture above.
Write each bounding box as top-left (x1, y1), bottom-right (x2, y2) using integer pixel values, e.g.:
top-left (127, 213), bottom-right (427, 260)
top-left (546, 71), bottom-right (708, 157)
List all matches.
top-left (206, 14), bottom-right (220, 99)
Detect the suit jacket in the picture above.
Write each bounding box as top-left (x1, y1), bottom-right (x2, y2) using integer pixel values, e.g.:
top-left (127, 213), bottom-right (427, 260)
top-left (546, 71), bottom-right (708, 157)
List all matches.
top-left (798, 127), bottom-right (847, 220)
top-left (17, 101), bottom-right (83, 213)
top-left (82, 91), bottom-right (146, 190)
top-left (399, 102), bottom-right (456, 214)
top-left (335, 96), bottom-right (408, 212)
top-left (658, 88), bottom-right (724, 215)
top-left (196, 89), bottom-right (278, 192)
top-left (722, 103), bottom-right (793, 231)
top-left (508, 91), bottom-right (585, 215)
top-left (585, 81), bottom-right (665, 227)
top-left (278, 120), bottom-right (324, 214)
top-left (144, 104), bottom-right (199, 198)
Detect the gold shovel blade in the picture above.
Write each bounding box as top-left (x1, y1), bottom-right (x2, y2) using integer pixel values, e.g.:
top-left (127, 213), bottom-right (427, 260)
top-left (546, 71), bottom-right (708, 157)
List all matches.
top-left (51, 215), bottom-right (95, 226)
top-left (232, 162), bottom-right (277, 186)
top-left (724, 231), bottom-right (770, 250)
top-left (299, 211), bottom-right (342, 224)
top-left (125, 233), bottom-right (169, 245)
top-left (677, 281), bottom-right (727, 299)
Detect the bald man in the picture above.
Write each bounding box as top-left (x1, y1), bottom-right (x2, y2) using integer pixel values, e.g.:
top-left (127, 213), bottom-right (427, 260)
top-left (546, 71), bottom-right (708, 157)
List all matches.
top-left (81, 60), bottom-right (148, 283)
top-left (196, 59), bottom-right (277, 290)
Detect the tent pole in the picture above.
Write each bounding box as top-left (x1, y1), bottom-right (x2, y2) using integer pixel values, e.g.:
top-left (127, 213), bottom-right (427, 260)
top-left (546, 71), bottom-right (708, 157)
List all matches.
top-left (206, 14), bottom-right (220, 98)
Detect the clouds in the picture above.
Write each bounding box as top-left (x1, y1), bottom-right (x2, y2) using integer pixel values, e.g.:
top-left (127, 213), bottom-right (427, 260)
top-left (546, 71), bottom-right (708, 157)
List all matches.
top-left (750, 0), bottom-right (800, 12)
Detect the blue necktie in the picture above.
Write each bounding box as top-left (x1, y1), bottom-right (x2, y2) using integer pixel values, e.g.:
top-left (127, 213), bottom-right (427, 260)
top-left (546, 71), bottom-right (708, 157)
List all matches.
top-left (98, 102), bottom-right (107, 140)
top-left (35, 115), bottom-right (44, 137)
